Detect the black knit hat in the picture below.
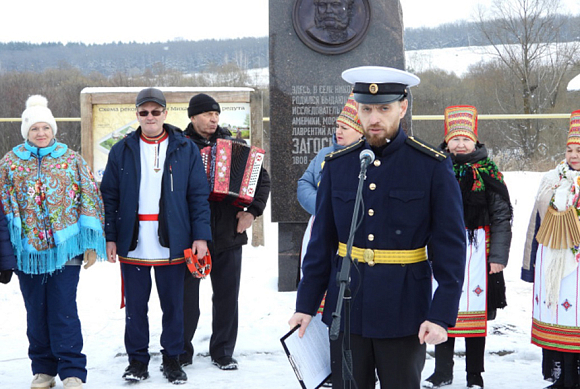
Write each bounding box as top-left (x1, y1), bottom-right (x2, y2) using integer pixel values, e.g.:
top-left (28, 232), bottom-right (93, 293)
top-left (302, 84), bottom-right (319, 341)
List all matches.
top-left (188, 93), bottom-right (221, 118)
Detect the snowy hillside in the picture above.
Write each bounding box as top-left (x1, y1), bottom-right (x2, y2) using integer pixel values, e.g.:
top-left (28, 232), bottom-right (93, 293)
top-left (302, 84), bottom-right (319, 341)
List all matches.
top-left (249, 45), bottom-right (494, 88)
top-left (251, 44), bottom-right (580, 88)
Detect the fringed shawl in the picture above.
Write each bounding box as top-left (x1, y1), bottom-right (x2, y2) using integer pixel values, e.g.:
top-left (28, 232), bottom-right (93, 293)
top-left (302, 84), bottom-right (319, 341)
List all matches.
top-left (450, 145), bottom-right (512, 242)
top-left (534, 160), bottom-right (580, 308)
top-left (0, 141), bottom-right (107, 274)
top-left (449, 144), bottom-right (511, 312)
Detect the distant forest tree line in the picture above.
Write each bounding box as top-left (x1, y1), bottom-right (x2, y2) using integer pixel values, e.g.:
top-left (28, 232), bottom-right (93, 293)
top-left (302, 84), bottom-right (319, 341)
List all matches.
top-left (0, 8), bottom-right (579, 170)
top-left (405, 14), bottom-right (580, 50)
top-left (0, 37), bottom-right (268, 76)
top-left (1, 15), bottom-right (578, 75)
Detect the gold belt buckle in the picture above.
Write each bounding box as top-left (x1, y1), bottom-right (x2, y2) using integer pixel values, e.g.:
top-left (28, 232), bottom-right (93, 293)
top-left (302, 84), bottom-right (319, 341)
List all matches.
top-left (363, 249), bottom-right (375, 266)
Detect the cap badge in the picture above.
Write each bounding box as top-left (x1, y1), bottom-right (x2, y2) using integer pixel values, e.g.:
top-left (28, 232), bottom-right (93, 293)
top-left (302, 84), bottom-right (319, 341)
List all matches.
top-left (369, 83), bottom-right (379, 94)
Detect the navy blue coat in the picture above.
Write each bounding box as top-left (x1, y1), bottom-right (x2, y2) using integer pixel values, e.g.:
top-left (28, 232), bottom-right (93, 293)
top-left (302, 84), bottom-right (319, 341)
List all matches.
top-left (100, 124), bottom-right (212, 260)
top-left (296, 128), bottom-right (466, 338)
top-left (0, 202), bottom-right (16, 271)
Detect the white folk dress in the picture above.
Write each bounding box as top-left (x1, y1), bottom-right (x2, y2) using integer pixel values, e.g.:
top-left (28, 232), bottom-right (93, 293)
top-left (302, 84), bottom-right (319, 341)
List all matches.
top-left (523, 162), bottom-right (580, 352)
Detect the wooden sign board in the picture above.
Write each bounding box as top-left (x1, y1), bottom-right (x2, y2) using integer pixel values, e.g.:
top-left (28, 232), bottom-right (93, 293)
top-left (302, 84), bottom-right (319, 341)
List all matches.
top-left (80, 87), bottom-right (261, 181)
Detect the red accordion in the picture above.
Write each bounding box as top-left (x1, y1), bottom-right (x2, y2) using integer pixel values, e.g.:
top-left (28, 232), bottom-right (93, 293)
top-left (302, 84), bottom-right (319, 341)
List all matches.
top-left (200, 138), bottom-right (265, 207)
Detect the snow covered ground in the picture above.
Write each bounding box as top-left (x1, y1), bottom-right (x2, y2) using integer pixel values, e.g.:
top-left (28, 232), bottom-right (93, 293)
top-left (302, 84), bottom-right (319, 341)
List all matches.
top-left (0, 170), bottom-right (559, 388)
top-left (406, 46), bottom-right (496, 77)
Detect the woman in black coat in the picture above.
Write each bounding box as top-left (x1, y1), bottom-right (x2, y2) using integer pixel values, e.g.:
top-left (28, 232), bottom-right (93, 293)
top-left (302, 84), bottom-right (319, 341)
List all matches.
top-left (423, 106), bottom-right (512, 389)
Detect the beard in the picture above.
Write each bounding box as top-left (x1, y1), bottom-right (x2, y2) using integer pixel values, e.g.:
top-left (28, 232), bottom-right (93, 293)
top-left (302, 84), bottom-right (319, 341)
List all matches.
top-left (366, 133), bottom-right (388, 147)
top-left (315, 12), bottom-right (350, 30)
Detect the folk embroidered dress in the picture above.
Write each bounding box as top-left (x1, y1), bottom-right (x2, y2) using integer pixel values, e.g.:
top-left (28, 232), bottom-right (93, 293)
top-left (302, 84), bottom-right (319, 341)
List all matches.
top-left (445, 228), bottom-right (489, 336)
top-left (0, 141), bottom-right (106, 275)
top-left (523, 161), bottom-right (580, 352)
top-left (436, 146), bottom-right (511, 337)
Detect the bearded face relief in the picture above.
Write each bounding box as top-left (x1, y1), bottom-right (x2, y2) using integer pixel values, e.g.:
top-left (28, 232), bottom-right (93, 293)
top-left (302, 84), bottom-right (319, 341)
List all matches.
top-left (308, 0), bottom-right (356, 44)
top-left (292, 0), bottom-right (370, 55)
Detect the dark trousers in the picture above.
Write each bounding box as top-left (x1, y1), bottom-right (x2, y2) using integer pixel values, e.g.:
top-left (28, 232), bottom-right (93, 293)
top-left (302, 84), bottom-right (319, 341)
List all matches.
top-left (183, 247), bottom-right (242, 362)
top-left (121, 262), bottom-right (185, 364)
top-left (434, 336), bottom-right (486, 376)
top-left (330, 333), bottom-right (426, 389)
top-left (18, 266), bottom-right (87, 382)
top-left (542, 348), bottom-right (580, 387)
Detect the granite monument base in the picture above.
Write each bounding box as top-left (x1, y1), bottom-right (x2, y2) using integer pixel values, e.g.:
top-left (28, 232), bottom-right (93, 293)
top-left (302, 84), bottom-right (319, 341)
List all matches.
top-left (278, 222), bottom-right (307, 292)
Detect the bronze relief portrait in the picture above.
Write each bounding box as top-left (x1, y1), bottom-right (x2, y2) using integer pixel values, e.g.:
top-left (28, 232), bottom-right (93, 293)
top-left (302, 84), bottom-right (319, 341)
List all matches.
top-left (293, 0), bottom-right (371, 55)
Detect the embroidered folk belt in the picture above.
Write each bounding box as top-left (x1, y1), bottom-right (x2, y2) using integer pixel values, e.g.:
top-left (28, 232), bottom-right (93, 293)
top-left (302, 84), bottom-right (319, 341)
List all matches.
top-left (338, 242), bottom-right (427, 266)
top-left (138, 214), bottom-right (159, 221)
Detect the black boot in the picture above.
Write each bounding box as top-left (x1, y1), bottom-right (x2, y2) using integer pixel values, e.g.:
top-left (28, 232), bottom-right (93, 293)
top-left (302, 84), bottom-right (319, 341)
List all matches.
top-left (544, 377), bottom-right (580, 388)
top-left (162, 355), bottom-right (188, 384)
top-left (179, 352), bottom-right (192, 367)
top-left (122, 359), bottom-right (149, 382)
top-left (467, 372), bottom-right (484, 388)
top-left (212, 356), bottom-right (239, 370)
top-left (422, 372), bottom-right (453, 388)
top-left (423, 339), bottom-right (455, 388)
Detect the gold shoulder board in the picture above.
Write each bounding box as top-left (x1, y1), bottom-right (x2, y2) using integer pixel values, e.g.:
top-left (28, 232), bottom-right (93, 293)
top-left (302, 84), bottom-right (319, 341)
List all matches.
top-left (406, 136), bottom-right (447, 161)
top-left (324, 139), bottom-right (365, 162)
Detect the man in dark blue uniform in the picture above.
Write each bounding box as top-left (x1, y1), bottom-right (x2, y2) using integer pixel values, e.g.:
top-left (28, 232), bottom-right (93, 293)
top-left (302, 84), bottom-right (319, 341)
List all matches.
top-left (289, 67), bottom-right (466, 389)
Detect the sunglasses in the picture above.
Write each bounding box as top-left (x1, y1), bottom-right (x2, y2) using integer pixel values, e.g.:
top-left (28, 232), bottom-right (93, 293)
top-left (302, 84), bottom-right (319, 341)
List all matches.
top-left (137, 109), bottom-right (165, 117)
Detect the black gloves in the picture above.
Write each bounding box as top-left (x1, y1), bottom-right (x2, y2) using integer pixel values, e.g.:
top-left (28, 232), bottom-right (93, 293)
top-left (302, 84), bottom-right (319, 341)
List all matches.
top-left (0, 269), bottom-right (13, 284)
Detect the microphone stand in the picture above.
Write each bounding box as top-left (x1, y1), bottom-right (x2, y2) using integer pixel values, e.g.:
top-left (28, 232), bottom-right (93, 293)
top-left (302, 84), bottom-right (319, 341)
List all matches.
top-left (330, 156), bottom-right (371, 389)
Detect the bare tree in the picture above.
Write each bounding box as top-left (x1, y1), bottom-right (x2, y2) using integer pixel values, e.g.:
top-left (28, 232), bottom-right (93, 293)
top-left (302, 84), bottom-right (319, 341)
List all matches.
top-left (476, 0), bottom-right (579, 159)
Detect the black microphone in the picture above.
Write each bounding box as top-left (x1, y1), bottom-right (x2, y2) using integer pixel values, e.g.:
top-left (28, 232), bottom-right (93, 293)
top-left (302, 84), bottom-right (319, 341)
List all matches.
top-left (359, 149), bottom-right (375, 168)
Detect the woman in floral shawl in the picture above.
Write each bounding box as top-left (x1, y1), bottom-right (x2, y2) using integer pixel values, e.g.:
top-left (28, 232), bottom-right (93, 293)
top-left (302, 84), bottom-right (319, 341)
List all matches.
top-left (522, 110), bottom-right (580, 389)
top-left (0, 95), bottom-right (106, 389)
top-left (424, 106), bottom-right (512, 389)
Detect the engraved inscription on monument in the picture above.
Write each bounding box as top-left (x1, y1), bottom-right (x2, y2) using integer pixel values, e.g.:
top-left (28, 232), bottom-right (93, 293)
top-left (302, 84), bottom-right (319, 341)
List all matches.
top-left (293, 0), bottom-right (371, 55)
top-left (290, 84), bottom-right (352, 166)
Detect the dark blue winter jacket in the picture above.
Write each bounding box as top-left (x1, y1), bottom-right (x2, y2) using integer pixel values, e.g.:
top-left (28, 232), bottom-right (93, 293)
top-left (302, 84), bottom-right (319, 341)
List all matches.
top-left (100, 124), bottom-right (212, 261)
top-left (0, 202), bottom-right (16, 271)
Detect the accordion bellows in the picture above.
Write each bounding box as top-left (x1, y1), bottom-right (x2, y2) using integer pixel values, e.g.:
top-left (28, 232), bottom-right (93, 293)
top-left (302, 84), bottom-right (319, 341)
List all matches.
top-left (200, 138), bottom-right (265, 207)
top-left (536, 206), bottom-right (580, 249)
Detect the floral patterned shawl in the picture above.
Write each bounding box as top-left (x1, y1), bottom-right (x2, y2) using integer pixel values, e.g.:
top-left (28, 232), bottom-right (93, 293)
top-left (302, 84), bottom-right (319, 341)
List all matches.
top-left (0, 141), bottom-right (106, 274)
top-left (450, 145), bottom-right (512, 239)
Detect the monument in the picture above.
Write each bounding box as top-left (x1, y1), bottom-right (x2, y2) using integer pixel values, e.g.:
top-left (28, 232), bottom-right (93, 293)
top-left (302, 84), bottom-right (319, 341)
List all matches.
top-left (269, 0), bottom-right (409, 291)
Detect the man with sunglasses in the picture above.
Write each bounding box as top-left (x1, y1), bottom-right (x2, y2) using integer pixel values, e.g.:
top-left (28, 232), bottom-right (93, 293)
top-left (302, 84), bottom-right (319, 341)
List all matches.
top-left (101, 88), bottom-right (211, 385)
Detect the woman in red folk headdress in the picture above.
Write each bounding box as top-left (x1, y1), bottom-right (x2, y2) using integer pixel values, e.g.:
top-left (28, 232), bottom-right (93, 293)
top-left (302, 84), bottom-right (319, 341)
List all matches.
top-left (424, 105), bottom-right (512, 389)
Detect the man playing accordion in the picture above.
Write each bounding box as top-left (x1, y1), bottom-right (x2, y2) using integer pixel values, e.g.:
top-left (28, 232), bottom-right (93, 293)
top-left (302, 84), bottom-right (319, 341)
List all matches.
top-left (181, 93), bottom-right (271, 371)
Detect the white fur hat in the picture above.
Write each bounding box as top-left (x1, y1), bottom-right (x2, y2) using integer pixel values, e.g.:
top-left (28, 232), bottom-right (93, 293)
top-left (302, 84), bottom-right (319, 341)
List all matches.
top-left (21, 95), bottom-right (57, 139)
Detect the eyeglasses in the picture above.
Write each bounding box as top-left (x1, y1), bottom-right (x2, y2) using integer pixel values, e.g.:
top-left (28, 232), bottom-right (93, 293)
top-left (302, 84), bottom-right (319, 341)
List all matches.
top-left (137, 109), bottom-right (165, 117)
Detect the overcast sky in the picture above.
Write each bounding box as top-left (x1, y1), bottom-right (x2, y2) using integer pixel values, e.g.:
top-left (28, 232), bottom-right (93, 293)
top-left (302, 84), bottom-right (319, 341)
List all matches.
top-left (1, 0), bottom-right (578, 45)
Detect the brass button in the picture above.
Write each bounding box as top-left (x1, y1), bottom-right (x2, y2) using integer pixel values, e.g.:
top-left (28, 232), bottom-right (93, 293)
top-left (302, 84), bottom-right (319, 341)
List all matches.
top-left (374, 160), bottom-right (381, 167)
top-left (368, 234), bottom-right (375, 241)
top-left (363, 249), bottom-right (374, 264)
top-left (368, 209), bottom-right (375, 216)
top-left (369, 183), bottom-right (376, 190)
top-left (368, 260), bottom-right (376, 267)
